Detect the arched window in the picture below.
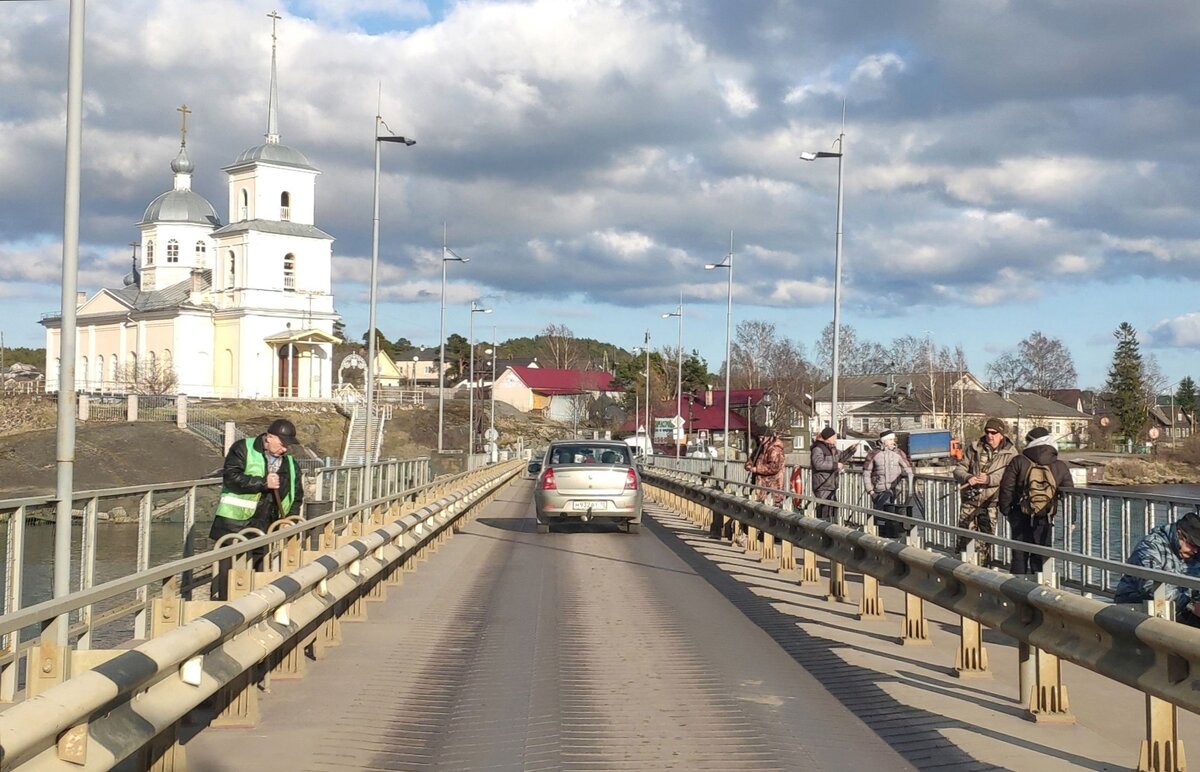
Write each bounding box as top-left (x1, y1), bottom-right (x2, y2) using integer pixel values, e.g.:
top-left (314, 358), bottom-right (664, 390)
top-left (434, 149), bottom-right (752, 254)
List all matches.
top-left (109, 354), bottom-right (118, 383)
top-left (147, 351), bottom-right (157, 372)
top-left (226, 251), bottom-right (236, 289)
top-left (145, 241), bottom-right (155, 265)
top-left (283, 253), bottom-right (296, 291)
top-left (162, 349), bottom-right (172, 367)
top-left (239, 189), bottom-right (249, 221)
top-left (280, 191), bottom-right (291, 221)
top-left (195, 240), bottom-right (207, 266)
top-left (80, 356), bottom-right (89, 388)
top-left (128, 352), bottom-right (137, 381)
top-left (94, 358), bottom-right (103, 386)
top-left (166, 239), bottom-right (179, 263)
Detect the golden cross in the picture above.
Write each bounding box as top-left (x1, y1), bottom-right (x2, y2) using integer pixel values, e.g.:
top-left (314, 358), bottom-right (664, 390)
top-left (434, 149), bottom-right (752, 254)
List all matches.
top-left (176, 103), bottom-right (191, 143)
top-left (267, 10), bottom-right (281, 41)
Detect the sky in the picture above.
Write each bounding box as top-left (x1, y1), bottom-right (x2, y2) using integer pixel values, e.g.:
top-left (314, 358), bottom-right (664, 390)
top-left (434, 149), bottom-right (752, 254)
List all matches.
top-left (3, 0), bottom-right (1200, 390)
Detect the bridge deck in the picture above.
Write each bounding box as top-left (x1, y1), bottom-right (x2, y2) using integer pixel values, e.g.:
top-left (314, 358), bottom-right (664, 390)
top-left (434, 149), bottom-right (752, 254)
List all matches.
top-left (185, 480), bottom-right (1198, 770)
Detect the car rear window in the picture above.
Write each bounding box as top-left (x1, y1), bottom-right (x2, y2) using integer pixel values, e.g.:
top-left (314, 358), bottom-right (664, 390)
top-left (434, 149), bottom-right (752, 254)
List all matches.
top-left (548, 444), bottom-right (631, 465)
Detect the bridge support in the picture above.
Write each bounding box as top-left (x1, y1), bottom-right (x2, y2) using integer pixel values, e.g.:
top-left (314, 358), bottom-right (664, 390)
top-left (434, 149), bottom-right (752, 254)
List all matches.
top-left (857, 523), bottom-right (884, 619)
top-left (1138, 592), bottom-right (1186, 772)
top-left (900, 535), bottom-right (930, 645)
top-left (1021, 568), bottom-right (1073, 723)
top-left (954, 546), bottom-right (991, 679)
top-left (778, 538), bottom-right (795, 572)
top-left (800, 548), bottom-right (820, 584)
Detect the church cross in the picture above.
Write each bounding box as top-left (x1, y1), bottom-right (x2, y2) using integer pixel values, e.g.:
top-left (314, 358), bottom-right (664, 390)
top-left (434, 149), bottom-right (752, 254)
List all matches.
top-left (176, 103), bottom-right (191, 145)
top-left (267, 10), bottom-right (281, 41)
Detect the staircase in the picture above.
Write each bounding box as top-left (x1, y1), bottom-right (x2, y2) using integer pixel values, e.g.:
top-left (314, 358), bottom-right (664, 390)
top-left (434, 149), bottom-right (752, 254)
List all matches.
top-left (341, 401), bottom-right (390, 463)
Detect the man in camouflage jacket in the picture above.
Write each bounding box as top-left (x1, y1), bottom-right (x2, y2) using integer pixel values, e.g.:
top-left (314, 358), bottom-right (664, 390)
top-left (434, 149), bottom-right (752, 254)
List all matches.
top-left (952, 417), bottom-right (1018, 565)
top-left (747, 431), bottom-right (786, 506)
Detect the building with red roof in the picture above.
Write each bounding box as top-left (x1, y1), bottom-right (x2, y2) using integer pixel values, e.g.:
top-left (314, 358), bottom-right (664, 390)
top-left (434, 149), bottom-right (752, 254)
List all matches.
top-left (492, 365), bottom-right (619, 421)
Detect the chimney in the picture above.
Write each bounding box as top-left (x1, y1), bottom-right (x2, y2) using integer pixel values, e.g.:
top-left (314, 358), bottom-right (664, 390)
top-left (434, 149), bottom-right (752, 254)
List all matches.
top-left (189, 268), bottom-right (205, 304)
top-left (76, 291), bottom-right (86, 307)
top-left (705, 384), bottom-right (713, 407)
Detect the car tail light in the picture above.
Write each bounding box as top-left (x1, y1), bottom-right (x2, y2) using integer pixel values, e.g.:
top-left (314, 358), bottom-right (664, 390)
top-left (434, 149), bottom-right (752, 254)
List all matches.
top-left (541, 468), bottom-right (557, 490)
top-left (624, 468), bottom-right (638, 490)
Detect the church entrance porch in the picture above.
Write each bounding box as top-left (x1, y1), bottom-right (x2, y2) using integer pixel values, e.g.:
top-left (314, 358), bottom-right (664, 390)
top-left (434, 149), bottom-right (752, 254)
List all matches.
top-left (264, 328), bottom-right (338, 400)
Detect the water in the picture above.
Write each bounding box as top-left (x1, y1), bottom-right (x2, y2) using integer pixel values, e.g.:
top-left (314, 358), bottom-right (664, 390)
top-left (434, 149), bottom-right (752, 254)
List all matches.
top-left (1113, 483), bottom-right (1200, 500)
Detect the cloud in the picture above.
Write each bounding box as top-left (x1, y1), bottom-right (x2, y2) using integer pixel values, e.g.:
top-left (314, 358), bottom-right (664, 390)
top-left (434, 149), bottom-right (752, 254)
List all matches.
top-left (1148, 313), bottom-right (1200, 349)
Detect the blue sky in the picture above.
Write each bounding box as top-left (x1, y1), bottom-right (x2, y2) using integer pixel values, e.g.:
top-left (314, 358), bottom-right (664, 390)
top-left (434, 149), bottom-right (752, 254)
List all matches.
top-left (4, 0), bottom-right (1200, 390)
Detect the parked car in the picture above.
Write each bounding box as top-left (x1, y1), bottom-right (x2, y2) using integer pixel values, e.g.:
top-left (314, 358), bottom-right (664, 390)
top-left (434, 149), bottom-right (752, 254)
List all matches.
top-left (534, 440), bottom-right (643, 534)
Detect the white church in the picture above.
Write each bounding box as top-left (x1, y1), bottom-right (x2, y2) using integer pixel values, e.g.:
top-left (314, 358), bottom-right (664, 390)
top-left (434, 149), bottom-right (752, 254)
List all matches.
top-left (42, 19), bottom-right (339, 400)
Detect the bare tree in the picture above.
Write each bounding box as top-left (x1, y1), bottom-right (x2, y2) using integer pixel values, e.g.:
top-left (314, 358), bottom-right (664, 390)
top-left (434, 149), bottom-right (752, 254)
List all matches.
top-left (122, 361), bottom-right (178, 396)
top-left (986, 352), bottom-right (1026, 392)
top-left (538, 324), bottom-right (579, 369)
top-left (730, 320), bottom-right (776, 389)
top-left (1019, 331), bottom-right (1077, 396)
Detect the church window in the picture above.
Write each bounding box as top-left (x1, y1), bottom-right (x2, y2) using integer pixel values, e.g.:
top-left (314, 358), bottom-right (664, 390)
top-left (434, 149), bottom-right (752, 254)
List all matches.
top-left (222, 349), bottom-right (234, 386)
top-left (95, 358), bottom-right (103, 386)
top-left (80, 356), bottom-right (89, 388)
top-left (280, 191), bottom-right (291, 221)
top-left (195, 240), bottom-right (207, 266)
top-left (148, 351), bottom-right (157, 372)
top-left (128, 352), bottom-right (137, 378)
top-left (283, 253), bottom-right (296, 291)
top-left (226, 251), bottom-right (236, 290)
top-left (240, 189), bottom-right (249, 221)
top-left (167, 239), bottom-right (179, 263)
top-left (109, 354), bottom-right (118, 383)
top-left (146, 241), bottom-right (155, 265)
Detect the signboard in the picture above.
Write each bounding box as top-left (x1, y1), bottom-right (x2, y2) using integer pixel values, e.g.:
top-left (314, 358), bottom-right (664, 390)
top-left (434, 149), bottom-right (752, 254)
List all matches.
top-left (484, 428), bottom-right (499, 441)
top-left (670, 415), bottom-right (685, 429)
top-left (654, 418), bottom-right (674, 439)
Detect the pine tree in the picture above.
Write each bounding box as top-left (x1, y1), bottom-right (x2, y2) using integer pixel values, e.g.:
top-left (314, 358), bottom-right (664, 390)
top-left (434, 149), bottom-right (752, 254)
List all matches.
top-left (1176, 376), bottom-right (1197, 421)
top-left (1105, 322), bottom-right (1146, 443)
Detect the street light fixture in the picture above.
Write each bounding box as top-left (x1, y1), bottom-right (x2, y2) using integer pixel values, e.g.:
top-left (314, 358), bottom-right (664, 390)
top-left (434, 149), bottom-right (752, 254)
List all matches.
top-left (366, 111), bottom-right (415, 505)
top-left (800, 102), bottom-right (846, 434)
top-left (661, 292), bottom-right (684, 459)
top-left (438, 224), bottom-right (469, 453)
top-left (486, 327), bottom-right (498, 462)
top-left (467, 300), bottom-right (492, 460)
top-left (706, 230), bottom-right (735, 472)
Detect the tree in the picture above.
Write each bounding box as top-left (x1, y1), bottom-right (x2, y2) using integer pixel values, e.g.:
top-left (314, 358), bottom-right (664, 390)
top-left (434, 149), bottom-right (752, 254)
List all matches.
top-left (442, 333), bottom-right (470, 382)
top-left (986, 352), bottom-right (1026, 392)
top-left (1105, 322), bottom-right (1147, 443)
top-left (538, 324), bottom-right (579, 369)
top-left (1176, 376), bottom-right (1197, 421)
top-left (1018, 331), bottom-right (1077, 396)
top-left (361, 329), bottom-right (396, 360)
top-left (122, 361), bottom-right (178, 396)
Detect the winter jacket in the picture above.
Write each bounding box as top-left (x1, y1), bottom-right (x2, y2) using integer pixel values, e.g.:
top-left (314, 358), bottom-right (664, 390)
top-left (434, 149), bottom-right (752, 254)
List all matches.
top-left (216, 434), bottom-right (304, 525)
top-left (810, 441), bottom-right (839, 497)
top-left (749, 437), bottom-right (786, 491)
top-left (998, 444), bottom-right (1072, 520)
top-left (953, 436), bottom-right (1018, 507)
top-left (863, 447), bottom-right (913, 494)
top-left (1114, 521), bottom-right (1200, 615)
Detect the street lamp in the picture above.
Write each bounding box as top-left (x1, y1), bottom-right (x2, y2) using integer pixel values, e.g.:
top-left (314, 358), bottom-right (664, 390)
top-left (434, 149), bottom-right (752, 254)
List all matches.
top-left (706, 230), bottom-right (735, 470)
top-left (632, 330), bottom-right (651, 455)
top-left (467, 300), bottom-right (492, 460)
top-left (366, 111), bottom-right (415, 504)
top-left (486, 327), bottom-right (498, 462)
top-left (438, 224), bottom-right (469, 452)
top-left (801, 103), bottom-right (846, 433)
top-left (661, 292), bottom-right (684, 459)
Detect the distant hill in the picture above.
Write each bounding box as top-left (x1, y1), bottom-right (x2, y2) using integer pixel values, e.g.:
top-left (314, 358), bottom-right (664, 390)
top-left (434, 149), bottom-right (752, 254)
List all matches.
top-left (3, 346), bottom-right (44, 370)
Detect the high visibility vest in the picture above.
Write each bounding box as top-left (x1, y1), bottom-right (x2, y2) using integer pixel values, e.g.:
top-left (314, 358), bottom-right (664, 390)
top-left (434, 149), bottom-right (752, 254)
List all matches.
top-left (214, 439), bottom-right (296, 521)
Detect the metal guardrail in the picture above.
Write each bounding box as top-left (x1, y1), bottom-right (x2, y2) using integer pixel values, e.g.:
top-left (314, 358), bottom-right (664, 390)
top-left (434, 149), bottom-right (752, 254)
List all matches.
top-left (0, 460), bottom-right (521, 770)
top-left (641, 467), bottom-right (1200, 770)
top-left (648, 456), bottom-right (1200, 595)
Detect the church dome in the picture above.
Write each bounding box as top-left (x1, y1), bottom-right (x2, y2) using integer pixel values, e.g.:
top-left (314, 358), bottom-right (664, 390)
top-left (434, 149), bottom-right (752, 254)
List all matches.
top-left (141, 189), bottom-right (221, 226)
top-left (231, 142), bottom-right (315, 170)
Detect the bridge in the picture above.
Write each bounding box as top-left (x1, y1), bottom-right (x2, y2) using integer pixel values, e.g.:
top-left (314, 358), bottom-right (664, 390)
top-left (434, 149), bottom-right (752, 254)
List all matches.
top-left (2, 457), bottom-right (1200, 770)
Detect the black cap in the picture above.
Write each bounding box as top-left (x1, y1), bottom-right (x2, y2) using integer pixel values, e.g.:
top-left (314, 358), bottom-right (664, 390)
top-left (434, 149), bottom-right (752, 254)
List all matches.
top-left (267, 418), bottom-right (300, 447)
top-left (819, 427), bottom-right (837, 440)
top-left (1178, 512), bottom-right (1200, 545)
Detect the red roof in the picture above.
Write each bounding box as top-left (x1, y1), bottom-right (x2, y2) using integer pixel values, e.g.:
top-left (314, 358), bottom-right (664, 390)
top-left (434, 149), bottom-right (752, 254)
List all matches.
top-left (619, 402), bottom-right (749, 434)
top-left (508, 366), bottom-right (615, 395)
top-left (690, 388), bottom-right (768, 407)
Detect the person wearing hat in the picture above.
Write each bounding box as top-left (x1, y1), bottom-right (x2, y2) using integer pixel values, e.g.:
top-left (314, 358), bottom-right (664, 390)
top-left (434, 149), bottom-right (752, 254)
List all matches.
top-left (210, 418), bottom-right (306, 546)
top-left (999, 426), bottom-right (1073, 574)
top-left (952, 417), bottom-right (1018, 565)
top-left (746, 429), bottom-right (786, 506)
top-left (809, 426), bottom-right (843, 521)
top-left (863, 430), bottom-right (914, 538)
top-left (1114, 512), bottom-right (1200, 626)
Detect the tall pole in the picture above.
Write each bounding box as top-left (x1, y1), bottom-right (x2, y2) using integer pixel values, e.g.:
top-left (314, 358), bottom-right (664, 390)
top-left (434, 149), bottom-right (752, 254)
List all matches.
top-left (644, 330), bottom-right (651, 452)
top-left (51, 0), bottom-right (85, 645)
top-left (468, 305), bottom-right (475, 458)
top-left (490, 325), bottom-right (497, 462)
top-left (438, 224), bottom-right (447, 452)
top-left (723, 232), bottom-right (734, 465)
top-left (830, 107), bottom-right (846, 433)
top-left (676, 292), bottom-right (684, 459)
top-left (365, 111), bottom-right (382, 503)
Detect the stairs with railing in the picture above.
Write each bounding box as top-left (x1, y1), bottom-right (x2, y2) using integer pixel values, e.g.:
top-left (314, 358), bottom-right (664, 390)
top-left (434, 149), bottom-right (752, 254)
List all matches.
top-left (341, 393), bottom-right (391, 463)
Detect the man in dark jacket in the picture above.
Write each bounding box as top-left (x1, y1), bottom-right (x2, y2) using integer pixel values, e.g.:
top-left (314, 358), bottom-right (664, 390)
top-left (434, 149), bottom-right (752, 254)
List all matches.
top-left (1114, 512), bottom-right (1200, 626)
top-left (210, 418), bottom-right (306, 544)
top-left (953, 417), bottom-right (1018, 565)
top-left (810, 427), bottom-right (842, 521)
top-left (998, 427), bottom-right (1072, 575)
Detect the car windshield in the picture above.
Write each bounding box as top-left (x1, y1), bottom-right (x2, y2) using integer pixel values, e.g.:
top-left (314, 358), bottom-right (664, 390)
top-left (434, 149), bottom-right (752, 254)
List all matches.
top-left (548, 444), bottom-right (631, 466)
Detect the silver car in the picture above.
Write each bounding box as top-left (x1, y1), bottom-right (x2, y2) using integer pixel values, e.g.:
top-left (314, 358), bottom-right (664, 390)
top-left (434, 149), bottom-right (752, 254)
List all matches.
top-left (534, 440), bottom-right (643, 533)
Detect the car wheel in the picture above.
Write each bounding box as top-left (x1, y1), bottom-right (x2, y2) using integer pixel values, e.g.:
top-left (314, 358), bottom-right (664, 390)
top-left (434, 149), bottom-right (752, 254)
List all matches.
top-left (626, 521), bottom-right (640, 535)
top-left (536, 522), bottom-right (550, 534)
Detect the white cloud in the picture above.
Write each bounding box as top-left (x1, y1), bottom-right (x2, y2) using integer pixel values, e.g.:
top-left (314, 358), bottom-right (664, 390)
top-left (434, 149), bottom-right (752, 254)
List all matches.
top-left (1148, 313), bottom-right (1200, 348)
top-left (718, 78), bottom-right (758, 117)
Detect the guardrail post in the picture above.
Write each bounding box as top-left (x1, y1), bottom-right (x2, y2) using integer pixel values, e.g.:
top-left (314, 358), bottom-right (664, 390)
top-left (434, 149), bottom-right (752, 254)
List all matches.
top-left (1138, 587), bottom-right (1185, 772)
top-left (900, 534), bottom-right (931, 645)
top-left (826, 511), bottom-right (848, 602)
top-left (779, 537), bottom-right (795, 572)
top-left (1, 504), bottom-right (27, 702)
top-left (25, 639), bottom-right (70, 698)
top-left (800, 545), bottom-right (820, 584)
top-left (954, 542), bottom-right (991, 679)
top-left (134, 489), bottom-right (155, 639)
top-left (858, 519), bottom-right (884, 619)
top-left (1024, 563), bottom-right (1073, 723)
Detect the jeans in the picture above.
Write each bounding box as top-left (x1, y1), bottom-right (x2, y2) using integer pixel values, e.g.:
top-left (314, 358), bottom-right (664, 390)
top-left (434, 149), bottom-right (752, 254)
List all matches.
top-left (1009, 512), bottom-right (1052, 574)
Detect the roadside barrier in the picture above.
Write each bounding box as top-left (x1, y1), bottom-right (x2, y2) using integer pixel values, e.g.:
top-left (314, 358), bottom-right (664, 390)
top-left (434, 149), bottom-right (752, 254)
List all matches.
top-left (642, 467), bottom-right (1200, 772)
top-left (0, 460), bottom-right (520, 771)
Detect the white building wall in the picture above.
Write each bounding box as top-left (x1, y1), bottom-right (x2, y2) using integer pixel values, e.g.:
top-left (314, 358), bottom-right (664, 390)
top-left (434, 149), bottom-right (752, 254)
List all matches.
top-left (253, 165), bottom-right (318, 225)
top-left (173, 313), bottom-right (215, 397)
top-left (492, 369), bottom-right (533, 412)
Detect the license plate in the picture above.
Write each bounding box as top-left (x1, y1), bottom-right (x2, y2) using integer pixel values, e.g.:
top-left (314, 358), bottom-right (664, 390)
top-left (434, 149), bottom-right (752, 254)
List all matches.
top-left (572, 501), bottom-right (606, 510)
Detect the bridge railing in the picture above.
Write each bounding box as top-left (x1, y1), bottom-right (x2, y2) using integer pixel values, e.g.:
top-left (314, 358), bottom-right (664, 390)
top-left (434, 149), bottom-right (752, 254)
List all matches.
top-left (0, 459), bottom-right (520, 770)
top-left (648, 456), bottom-right (1200, 595)
top-left (642, 467), bottom-right (1200, 770)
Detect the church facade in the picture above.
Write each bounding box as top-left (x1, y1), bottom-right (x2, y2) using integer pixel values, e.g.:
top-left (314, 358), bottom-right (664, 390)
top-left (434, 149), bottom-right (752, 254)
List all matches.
top-left (42, 19), bottom-right (338, 400)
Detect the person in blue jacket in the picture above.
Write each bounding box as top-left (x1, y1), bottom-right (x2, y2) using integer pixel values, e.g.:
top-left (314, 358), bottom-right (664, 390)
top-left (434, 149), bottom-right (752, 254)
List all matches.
top-left (1114, 512), bottom-right (1200, 626)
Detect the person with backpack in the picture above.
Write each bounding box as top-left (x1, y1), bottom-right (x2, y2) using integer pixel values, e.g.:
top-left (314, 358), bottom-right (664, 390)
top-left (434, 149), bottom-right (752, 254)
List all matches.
top-left (998, 426), bottom-right (1073, 574)
top-left (862, 430), bottom-right (914, 538)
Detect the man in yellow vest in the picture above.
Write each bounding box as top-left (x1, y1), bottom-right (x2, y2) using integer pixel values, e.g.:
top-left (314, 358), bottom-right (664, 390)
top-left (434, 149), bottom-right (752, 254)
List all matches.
top-left (209, 418), bottom-right (305, 544)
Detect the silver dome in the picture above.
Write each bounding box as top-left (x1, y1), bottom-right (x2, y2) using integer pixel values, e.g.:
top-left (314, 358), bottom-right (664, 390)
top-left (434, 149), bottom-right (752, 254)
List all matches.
top-left (230, 142), bottom-right (315, 170)
top-left (170, 144), bottom-right (194, 174)
top-left (140, 189), bottom-right (221, 226)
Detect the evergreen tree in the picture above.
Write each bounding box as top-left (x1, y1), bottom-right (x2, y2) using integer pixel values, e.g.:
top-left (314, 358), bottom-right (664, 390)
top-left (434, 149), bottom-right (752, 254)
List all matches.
top-left (1176, 376), bottom-right (1197, 421)
top-left (1105, 322), bottom-right (1146, 443)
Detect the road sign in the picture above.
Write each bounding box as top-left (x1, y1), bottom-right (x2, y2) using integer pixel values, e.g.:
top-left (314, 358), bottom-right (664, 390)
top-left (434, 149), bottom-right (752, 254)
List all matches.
top-left (670, 415), bottom-right (685, 429)
top-left (484, 427), bottom-right (499, 441)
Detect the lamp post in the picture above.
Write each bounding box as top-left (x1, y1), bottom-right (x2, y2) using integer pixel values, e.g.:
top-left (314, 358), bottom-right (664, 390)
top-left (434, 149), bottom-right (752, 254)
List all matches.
top-left (633, 332), bottom-right (651, 455)
top-left (487, 327), bottom-right (498, 462)
top-left (467, 300), bottom-right (491, 460)
top-left (438, 224), bottom-right (469, 452)
top-left (661, 293), bottom-right (683, 459)
top-left (366, 111), bottom-right (415, 504)
top-left (801, 102), bottom-right (846, 433)
top-left (706, 230), bottom-right (735, 472)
